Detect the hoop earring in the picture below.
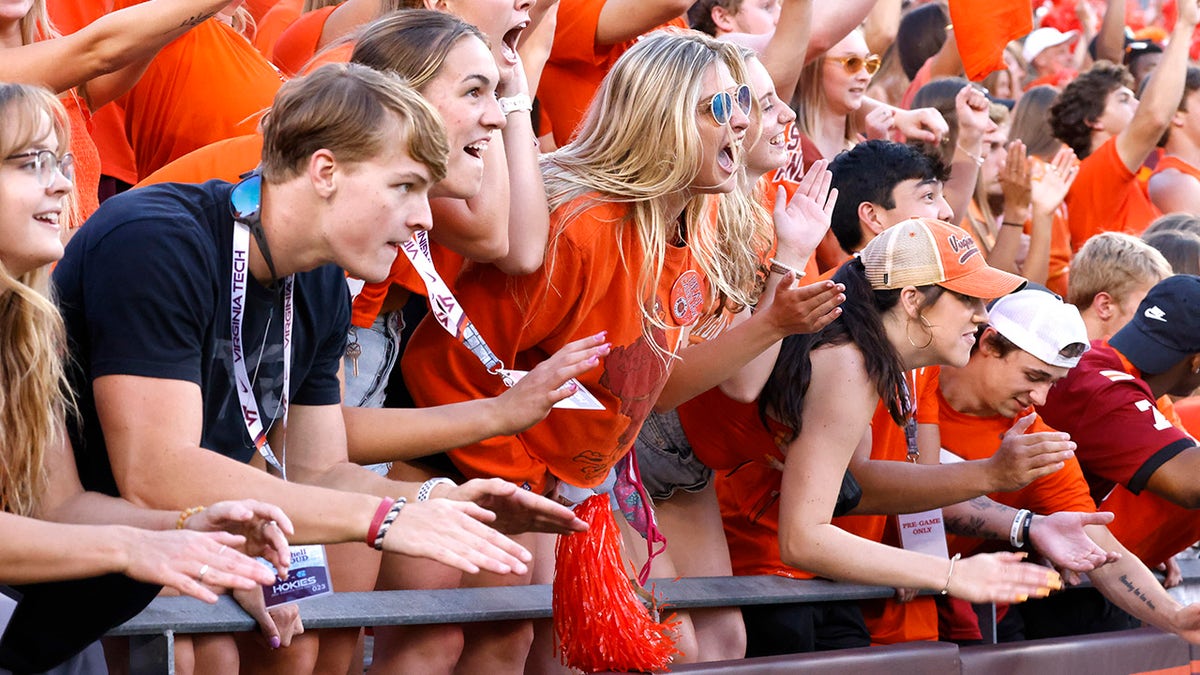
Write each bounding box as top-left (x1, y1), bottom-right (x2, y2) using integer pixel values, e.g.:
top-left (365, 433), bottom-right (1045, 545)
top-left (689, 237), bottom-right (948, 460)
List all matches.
top-left (906, 315), bottom-right (934, 350)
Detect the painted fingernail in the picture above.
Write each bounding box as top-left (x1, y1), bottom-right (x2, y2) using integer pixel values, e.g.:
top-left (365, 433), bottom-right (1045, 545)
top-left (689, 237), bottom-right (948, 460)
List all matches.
top-left (587, 356), bottom-right (599, 365)
top-left (269, 637), bottom-right (281, 649)
top-left (1015, 594), bottom-right (1028, 603)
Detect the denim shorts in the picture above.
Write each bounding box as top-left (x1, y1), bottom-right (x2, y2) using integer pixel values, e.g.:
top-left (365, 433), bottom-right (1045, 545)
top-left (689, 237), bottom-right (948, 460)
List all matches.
top-left (343, 311), bottom-right (404, 476)
top-left (633, 409), bottom-right (713, 501)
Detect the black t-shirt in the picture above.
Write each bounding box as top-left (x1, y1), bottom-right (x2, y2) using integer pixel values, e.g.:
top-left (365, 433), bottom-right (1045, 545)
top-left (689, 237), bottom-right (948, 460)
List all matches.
top-left (54, 180), bottom-right (349, 496)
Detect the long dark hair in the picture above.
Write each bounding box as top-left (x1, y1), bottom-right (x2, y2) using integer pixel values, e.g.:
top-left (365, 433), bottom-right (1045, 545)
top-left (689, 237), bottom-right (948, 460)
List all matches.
top-left (760, 258), bottom-right (938, 440)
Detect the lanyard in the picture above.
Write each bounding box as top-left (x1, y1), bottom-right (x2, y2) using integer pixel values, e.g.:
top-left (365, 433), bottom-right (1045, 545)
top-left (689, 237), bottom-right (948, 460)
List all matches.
top-left (400, 230), bottom-right (504, 374)
top-left (903, 370), bottom-right (919, 463)
top-left (230, 221), bottom-right (294, 479)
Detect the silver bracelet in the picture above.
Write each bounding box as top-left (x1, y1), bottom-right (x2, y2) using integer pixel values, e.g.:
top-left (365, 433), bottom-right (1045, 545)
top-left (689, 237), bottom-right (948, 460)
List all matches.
top-left (372, 497), bottom-right (406, 550)
top-left (417, 477), bottom-right (456, 502)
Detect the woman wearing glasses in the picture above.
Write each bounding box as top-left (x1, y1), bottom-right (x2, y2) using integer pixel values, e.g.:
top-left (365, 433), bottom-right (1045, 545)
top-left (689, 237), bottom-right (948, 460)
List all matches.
top-left (403, 29), bottom-right (843, 673)
top-left (0, 82), bottom-right (292, 673)
top-left (794, 30), bottom-right (881, 164)
top-left (0, 0), bottom-right (267, 226)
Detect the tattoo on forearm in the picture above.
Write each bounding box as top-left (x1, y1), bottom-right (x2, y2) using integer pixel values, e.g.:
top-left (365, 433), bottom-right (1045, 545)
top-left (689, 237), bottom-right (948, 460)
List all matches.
top-left (1119, 574), bottom-right (1157, 611)
top-left (946, 514), bottom-right (989, 538)
top-left (179, 12), bottom-right (216, 28)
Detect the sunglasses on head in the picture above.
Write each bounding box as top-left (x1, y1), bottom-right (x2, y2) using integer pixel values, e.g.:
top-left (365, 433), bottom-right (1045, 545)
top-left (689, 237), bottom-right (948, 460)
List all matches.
top-left (828, 54), bottom-right (882, 76)
top-left (702, 84), bottom-right (753, 126)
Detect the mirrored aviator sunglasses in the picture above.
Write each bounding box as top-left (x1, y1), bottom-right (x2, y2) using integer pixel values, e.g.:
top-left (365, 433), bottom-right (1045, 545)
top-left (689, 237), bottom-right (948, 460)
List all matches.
top-left (707, 84), bottom-right (754, 126)
top-left (229, 172), bottom-right (263, 224)
top-left (830, 54), bottom-right (882, 76)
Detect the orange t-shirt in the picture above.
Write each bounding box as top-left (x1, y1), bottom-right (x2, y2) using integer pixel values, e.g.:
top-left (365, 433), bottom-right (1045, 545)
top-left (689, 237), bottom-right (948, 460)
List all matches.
top-left (1064, 137), bottom-right (1162, 253)
top-left (715, 367), bottom-right (941, 644)
top-left (132, 44), bottom-right (350, 187)
top-left (62, 92), bottom-right (102, 224)
top-left (403, 196), bottom-right (706, 493)
top-left (254, 0), bottom-right (304, 59)
top-left (270, 4), bottom-right (338, 76)
top-left (244, 0), bottom-right (281, 23)
top-left (1151, 153), bottom-right (1200, 182)
top-left (539, 0), bottom-right (685, 146)
top-left (119, 17), bottom-right (283, 178)
top-left (1174, 395), bottom-right (1200, 438)
top-left (135, 134), bottom-right (262, 187)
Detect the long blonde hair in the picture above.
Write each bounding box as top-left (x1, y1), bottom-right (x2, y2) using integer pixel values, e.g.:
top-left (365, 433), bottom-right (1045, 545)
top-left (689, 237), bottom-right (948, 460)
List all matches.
top-left (18, 0), bottom-right (57, 44)
top-left (541, 29), bottom-right (764, 341)
top-left (794, 32), bottom-right (865, 152)
top-left (0, 84), bottom-right (74, 517)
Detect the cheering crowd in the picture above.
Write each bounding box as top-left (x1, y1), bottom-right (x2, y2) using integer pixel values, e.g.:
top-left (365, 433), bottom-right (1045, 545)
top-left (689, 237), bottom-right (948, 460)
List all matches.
top-left (4, 0), bottom-right (1200, 672)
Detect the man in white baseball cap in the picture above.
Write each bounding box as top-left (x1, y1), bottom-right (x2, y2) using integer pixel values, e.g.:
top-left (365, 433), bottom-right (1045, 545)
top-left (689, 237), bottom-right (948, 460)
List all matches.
top-left (1023, 26), bottom-right (1079, 84)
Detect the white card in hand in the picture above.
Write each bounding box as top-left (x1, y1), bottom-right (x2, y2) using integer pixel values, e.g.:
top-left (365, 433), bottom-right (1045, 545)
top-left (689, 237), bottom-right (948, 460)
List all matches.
top-left (497, 369), bottom-right (605, 410)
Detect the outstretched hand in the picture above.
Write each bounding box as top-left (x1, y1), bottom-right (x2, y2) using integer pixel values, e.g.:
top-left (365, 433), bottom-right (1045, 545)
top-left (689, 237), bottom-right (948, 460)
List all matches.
top-left (1028, 511), bottom-right (1119, 573)
top-left (760, 277), bottom-right (845, 338)
top-left (492, 332), bottom-right (610, 435)
top-left (947, 552), bottom-right (1062, 604)
top-left (379, 497), bottom-right (538, 576)
top-left (772, 159), bottom-right (837, 260)
top-left (440, 477), bottom-right (587, 535)
top-left (986, 412), bottom-right (1076, 491)
top-left (123, 528), bottom-right (276, 604)
top-left (185, 499), bottom-right (293, 578)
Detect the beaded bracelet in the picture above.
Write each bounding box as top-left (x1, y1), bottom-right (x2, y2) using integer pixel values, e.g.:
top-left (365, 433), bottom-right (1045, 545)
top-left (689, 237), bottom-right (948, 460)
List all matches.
top-left (768, 258), bottom-right (806, 279)
top-left (941, 553), bottom-right (962, 595)
top-left (417, 477), bottom-right (456, 502)
top-left (373, 498), bottom-right (407, 550)
top-left (176, 505), bottom-right (205, 530)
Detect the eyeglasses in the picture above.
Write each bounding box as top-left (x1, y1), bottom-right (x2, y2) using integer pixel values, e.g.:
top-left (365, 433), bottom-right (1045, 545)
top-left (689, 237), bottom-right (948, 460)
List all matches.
top-left (702, 84), bottom-right (753, 126)
top-left (5, 149), bottom-right (75, 188)
top-left (827, 54), bottom-right (882, 76)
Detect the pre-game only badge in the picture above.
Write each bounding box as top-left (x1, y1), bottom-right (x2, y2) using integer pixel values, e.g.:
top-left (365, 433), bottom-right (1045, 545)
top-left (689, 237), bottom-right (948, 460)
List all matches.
top-left (260, 545), bottom-right (333, 608)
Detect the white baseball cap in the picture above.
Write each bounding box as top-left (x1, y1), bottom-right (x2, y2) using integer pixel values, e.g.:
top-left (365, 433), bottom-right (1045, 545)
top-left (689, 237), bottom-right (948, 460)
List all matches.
top-left (987, 289), bottom-right (1090, 368)
top-left (1022, 27), bottom-right (1078, 64)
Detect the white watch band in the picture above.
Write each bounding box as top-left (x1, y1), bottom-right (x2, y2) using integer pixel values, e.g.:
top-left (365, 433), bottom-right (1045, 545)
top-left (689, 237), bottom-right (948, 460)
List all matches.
top-left (499, 93), bottom-right (533, 116)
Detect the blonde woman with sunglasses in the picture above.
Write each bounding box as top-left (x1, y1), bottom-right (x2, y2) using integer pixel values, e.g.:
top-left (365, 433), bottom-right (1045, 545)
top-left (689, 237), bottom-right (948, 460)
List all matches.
top-left (403, 28), bottom-right (843, 674)
top-left (794, 30), bottom-right (881, 163)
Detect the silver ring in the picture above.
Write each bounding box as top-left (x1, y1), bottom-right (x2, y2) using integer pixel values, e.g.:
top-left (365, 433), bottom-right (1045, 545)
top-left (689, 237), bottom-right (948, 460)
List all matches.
top-left (198, 564), bottom-right (210, 582)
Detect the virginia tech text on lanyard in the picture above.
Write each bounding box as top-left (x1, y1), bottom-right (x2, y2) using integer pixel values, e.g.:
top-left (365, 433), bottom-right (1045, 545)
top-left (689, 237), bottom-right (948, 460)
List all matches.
top-left (231, 216), bottom-right (294, 480)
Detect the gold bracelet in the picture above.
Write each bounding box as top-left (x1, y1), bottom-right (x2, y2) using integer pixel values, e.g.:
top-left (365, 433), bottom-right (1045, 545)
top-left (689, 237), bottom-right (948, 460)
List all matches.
top-left (940, 553), bottom-right (962, 595)
top-left (768, 258), bottom-right (806, 279)
top-left (956, 144), bottom-right (984, 167)
top-left (176, 505), bottom-right (205, 530)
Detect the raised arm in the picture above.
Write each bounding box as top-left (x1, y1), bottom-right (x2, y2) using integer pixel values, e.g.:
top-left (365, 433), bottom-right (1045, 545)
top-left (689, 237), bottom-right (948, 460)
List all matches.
top-left (0, 0), bottom-right (231, 110)
top-left (594, 0), bottom-right (693, 46)
top-left (1114, 0), bottom-right (1199, 173)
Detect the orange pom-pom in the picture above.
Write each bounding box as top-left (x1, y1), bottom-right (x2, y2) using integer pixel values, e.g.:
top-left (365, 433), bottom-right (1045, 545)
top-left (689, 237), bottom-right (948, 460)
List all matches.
top-left (553, 494), bottom-right (680, 673)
